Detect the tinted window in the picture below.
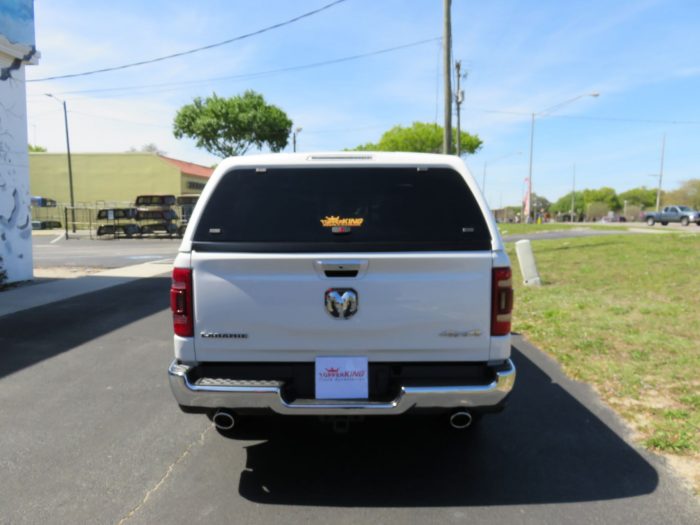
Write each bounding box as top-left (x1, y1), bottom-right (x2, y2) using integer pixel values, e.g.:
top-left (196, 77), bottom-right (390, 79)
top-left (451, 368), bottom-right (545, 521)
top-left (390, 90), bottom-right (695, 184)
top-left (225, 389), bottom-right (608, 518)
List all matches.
top-left (194, 167), bottom-right (491, 252)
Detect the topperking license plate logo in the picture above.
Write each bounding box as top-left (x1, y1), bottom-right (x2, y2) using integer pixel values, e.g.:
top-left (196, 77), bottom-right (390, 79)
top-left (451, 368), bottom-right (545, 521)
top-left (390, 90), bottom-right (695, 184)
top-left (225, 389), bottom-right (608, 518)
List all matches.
top-left (315, 356), bottom-right (369, 399)
top-left (320, 216), bottom-right (364, 234)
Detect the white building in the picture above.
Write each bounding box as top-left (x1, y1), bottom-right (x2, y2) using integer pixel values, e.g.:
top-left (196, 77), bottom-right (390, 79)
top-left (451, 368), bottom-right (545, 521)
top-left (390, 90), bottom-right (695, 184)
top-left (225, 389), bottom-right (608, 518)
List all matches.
top-left (0, 1), bottom-right (38, 284)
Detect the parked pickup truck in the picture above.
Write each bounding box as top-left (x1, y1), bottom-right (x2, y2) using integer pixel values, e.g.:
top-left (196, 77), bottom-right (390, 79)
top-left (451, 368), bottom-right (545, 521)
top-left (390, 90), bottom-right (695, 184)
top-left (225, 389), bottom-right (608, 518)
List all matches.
top-left (168, 152), bottom-right (515, 432)
top-left (645, 205), bottom-right (700, 226)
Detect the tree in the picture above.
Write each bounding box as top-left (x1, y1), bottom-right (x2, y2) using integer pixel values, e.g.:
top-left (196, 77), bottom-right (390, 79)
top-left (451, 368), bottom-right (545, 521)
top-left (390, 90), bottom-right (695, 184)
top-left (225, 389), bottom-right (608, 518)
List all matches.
top-left (28, 144), bottom-right (46, 152)
top-left (141, 143), bottom-right (164, 154)
top-left (531, 193), bottom-right (551, 213)
top-left (582, 187), bottom-right (621, 211)
top-left (619, 186), bottom-right (657, 209)
top-left (173, 91), bottom-right (292, 157)
top-left (127, 143), bottom-right (166, 154)
top-left (662, 179), bottom-right (700, 209)
top-left (550, 191), bottom-right (585, 214)
top-left (352, 122), bottom-right (482, 154)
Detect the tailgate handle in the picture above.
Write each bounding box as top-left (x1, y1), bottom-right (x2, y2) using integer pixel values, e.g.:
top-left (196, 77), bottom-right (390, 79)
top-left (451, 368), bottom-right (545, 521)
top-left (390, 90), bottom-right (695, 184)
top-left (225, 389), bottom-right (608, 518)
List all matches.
top-left (324, 269), bottom-right (359, 278)
top-left (314, 260), bottom-right (368, 279)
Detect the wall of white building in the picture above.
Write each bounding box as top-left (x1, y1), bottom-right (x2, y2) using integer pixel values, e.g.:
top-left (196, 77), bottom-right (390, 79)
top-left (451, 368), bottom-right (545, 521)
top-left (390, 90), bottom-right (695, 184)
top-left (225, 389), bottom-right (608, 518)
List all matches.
top-left (0, 40), bottom-right (34, 283)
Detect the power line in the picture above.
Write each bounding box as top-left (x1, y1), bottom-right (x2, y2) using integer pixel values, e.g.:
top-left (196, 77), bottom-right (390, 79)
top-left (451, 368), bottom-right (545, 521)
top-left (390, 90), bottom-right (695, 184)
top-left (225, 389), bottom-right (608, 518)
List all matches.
top-left (36, 107), bottom-right (384, 135)
top-left (27, 0), bottom-right (347, 83)
top-left (42, 37), bottom-right (441, 98)
top-left (66, 110), bottom-right (171, 128)
top-left (475, 108), bottom-right (700, 125)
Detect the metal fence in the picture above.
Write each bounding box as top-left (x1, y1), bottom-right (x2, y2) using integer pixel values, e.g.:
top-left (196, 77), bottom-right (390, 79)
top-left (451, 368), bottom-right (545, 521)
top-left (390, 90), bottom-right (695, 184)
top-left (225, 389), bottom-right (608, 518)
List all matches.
top-left (31, 201), bottom-right (189, 240)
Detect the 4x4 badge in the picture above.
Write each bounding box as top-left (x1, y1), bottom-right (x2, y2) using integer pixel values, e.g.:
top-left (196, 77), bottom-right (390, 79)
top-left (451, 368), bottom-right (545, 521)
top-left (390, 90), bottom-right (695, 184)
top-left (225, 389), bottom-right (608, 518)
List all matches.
top-left (325, 288), bottom-right (358, 319)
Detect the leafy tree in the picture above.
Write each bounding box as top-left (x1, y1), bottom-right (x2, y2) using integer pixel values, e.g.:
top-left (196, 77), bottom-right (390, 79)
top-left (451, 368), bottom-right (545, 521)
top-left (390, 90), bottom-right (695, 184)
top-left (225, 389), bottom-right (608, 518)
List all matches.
top-left (127, 143), bottom-right (166, 154)
top-left (619, 186), bottom-right (657, 209)
top-left (549, 191), bottom-right (585, 214)
top-left (582, 187), bottom-right (621, 211)
top-left (173, 91), bottom-right (292, 157)
top-left (352, 122), bottom-right (482, 155)
top-left (662, 179), bottom-right (700, 209)
top-left (141, 143), bottom-right (165, 154)
top-left (531, 193), bottom-right (551, 212)
top-left (28, 144), bottom-right (46, 152)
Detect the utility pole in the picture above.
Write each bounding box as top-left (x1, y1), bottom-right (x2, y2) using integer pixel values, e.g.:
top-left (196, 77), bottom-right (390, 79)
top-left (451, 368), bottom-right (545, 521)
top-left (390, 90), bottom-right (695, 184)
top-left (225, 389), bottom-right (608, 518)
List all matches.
top-left (293, 127), bottom-right (302, 153)
top-left (46, 94), bottom-right (76, 233)
top-left (526, 112), bottom-right (535, 223)
top-left (62, 100), bottom-right (76, 233)
top-left (442, 0), bottom-right (452, 154)
top-left (570, 163), bottom-right (576, 223)
top-left (455, 60), bottom-right (464, 156)
top-left (655, 133), bottom-right (666, 212)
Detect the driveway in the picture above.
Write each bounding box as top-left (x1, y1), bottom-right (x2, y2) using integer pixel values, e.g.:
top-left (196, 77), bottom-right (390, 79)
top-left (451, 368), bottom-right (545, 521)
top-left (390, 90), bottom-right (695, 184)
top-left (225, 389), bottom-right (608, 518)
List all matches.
top-left (32, 234), bottom-right (180, 268)
top-left (0, 278), bottom-right (697, 524)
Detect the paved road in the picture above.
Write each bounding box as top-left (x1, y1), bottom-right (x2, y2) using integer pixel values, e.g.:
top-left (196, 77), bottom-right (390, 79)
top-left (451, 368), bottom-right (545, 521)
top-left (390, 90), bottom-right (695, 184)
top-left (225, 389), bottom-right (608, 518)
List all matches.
top-left (33, 223), bottom-right (700, 270)
top-left (32, 235), bottom-right (180, 268)
top-left (1, 278), bottom-right (698, 524)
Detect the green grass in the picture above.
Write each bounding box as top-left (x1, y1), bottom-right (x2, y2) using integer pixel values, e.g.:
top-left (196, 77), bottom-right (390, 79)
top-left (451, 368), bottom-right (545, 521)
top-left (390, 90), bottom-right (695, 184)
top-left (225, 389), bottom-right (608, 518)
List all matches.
top-left (506, 234), bottom-right (700, 460)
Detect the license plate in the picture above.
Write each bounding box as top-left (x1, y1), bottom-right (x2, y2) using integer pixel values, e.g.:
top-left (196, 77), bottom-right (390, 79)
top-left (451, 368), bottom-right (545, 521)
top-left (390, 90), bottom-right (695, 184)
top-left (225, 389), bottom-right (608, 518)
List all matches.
top-left (315, 356), bottom-right (369, 400)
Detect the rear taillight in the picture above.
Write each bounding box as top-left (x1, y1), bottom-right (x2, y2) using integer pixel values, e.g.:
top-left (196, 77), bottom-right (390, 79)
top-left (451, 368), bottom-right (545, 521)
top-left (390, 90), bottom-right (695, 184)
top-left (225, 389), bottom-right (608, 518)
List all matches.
top-left (491, 267), bottom-right (514, 336)
top-left (171, 268), bottom-right (193, 337)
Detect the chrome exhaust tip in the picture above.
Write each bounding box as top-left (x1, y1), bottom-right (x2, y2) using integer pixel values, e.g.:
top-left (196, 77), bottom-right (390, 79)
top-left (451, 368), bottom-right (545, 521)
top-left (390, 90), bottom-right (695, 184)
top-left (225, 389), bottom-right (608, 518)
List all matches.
top-left (213, 409), bottom-right (235, 430)
top-left (449, 410), bottom-right (473, 430)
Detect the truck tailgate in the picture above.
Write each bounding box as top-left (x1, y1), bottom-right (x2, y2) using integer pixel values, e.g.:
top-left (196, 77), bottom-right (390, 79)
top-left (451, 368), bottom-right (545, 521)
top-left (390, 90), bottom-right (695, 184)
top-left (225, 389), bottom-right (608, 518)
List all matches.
top-left (191, 251), bottom-right (492, 362)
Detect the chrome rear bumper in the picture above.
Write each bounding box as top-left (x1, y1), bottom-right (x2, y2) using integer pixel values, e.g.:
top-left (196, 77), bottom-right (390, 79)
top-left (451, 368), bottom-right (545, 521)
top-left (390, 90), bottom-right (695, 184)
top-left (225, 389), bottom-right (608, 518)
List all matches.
top-left (168, 359), bottom-right (516, 416)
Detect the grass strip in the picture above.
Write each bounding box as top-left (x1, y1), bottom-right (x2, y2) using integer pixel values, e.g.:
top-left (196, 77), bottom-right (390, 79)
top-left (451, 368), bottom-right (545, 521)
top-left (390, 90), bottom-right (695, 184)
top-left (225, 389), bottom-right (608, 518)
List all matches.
top-left (506, 233), bottom-right (700, 488)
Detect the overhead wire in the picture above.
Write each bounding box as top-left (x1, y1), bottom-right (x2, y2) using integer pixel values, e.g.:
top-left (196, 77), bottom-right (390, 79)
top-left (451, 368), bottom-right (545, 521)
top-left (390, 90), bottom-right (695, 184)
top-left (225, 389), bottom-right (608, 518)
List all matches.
top-left (27, 0), bottom-right (347, 83)
top-left (41, 37), bottom-right (441, 98)
top-left (474, 108), bottom-right (700, 126)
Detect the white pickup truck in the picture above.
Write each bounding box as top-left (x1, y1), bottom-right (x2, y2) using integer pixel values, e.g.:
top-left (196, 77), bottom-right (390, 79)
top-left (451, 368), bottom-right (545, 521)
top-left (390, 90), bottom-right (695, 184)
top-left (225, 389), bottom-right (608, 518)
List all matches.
top-left (168, 152), bottom-right (515, 431)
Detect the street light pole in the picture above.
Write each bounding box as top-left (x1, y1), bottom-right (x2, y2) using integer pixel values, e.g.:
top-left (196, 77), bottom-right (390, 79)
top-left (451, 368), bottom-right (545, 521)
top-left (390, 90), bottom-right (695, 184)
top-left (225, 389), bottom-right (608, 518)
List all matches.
top-left (570, 163), bottom-right (576, 223)
top-left (526, 113), bottom-right (535, 222)
top-left (655, 133), bottom-right (666, 212)
top-left (526, 92), bottom-right (599, 223)
top-left (46, 94), bottom-right (76, 233)
top-left (293, 127), bottom-right (302, 153)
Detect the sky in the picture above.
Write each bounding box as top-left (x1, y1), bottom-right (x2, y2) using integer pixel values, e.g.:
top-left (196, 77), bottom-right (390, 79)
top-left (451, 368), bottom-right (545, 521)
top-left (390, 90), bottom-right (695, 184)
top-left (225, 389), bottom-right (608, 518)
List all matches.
top-left (23, 0), bottom-right (700, 207)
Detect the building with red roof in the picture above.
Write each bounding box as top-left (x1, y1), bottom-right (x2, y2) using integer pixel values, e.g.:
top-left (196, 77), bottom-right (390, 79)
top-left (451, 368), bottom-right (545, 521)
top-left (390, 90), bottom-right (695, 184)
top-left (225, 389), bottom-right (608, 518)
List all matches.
top-left (29, 152), bottom-right (215, 206)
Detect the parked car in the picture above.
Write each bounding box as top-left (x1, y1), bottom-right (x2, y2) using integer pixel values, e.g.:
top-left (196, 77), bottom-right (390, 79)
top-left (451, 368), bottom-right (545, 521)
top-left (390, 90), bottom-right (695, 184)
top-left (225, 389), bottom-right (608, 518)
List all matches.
top-left (167, 152), bottom-right (515, 432)
top-left (31, 220), bottom-right (62, 230)
top-left (644, 206), bottom-right (700, 226)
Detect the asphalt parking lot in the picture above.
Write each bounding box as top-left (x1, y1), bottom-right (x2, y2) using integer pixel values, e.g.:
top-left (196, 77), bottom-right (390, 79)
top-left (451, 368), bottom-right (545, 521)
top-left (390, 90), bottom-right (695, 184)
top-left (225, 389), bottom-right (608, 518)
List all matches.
top-left (1, 277), bottom-right (698, 524)
top-left (32, 234), bottom-right (180, 268)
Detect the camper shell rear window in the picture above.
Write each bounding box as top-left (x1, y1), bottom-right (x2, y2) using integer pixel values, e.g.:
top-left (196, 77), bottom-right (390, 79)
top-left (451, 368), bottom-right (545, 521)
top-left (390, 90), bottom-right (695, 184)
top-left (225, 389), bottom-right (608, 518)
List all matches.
top-left (193, 166), bottom-right (491, 252)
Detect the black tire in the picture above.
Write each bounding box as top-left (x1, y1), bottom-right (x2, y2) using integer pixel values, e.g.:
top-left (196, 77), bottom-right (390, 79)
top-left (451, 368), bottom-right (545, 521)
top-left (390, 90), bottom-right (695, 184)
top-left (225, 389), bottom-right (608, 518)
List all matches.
top-left (681, 217), bottom-right (690, 226)
top-left (646, 217), bottom-right (655, 226)
top-left (661, 222), bottom-right (668, 226)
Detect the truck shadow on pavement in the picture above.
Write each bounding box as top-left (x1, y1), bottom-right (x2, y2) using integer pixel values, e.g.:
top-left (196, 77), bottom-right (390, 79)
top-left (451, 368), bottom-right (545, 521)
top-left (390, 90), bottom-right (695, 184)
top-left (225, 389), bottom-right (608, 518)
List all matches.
top-left (232, 346), bottom-right (659, 507)
top-left (0, 277), bottom-right (170, 380)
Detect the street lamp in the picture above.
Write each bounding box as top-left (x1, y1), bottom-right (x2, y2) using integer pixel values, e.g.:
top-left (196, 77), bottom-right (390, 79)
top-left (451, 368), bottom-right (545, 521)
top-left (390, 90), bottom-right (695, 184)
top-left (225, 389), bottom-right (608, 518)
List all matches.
top-left (526, 92), bottom-right (600, 222)
top-left (292, 127), bottom-right (302, 153)
top-left (45, 93), bottom-right (76, 233)
top-left (482, 151), bottom-right (522, 195)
